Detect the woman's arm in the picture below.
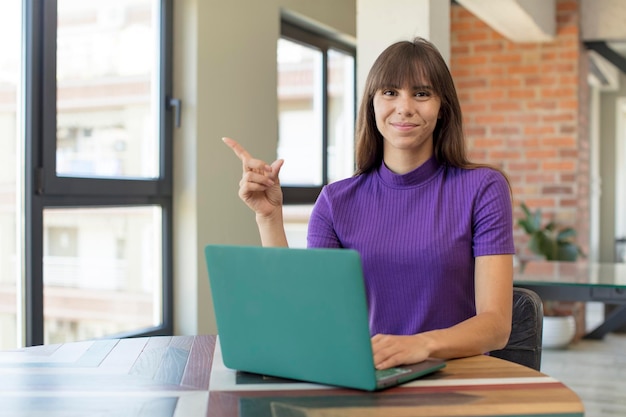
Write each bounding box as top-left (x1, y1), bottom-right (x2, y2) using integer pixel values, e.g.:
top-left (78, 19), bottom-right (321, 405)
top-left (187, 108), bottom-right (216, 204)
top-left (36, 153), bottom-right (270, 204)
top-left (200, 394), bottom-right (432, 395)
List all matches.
top-left (223, 137), bottom-right (289, 247)
top-left (372, 253), bottom-right (513, 369)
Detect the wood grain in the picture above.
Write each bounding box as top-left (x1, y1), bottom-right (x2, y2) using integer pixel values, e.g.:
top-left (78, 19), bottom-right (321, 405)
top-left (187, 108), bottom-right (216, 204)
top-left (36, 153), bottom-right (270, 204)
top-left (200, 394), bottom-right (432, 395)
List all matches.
top-left (0, 335), bottom-right (584, 417)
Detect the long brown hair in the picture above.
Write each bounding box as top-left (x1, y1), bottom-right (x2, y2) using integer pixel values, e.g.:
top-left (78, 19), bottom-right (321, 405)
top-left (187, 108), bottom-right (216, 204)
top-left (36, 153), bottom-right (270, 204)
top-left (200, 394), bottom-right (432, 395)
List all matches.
top-left (354, 37), bottom-right (495, 177)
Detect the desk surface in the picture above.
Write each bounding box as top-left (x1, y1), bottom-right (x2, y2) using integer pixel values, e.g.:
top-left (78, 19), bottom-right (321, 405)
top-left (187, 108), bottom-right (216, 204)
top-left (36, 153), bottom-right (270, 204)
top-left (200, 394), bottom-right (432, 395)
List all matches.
top-left (515, 260), bottom-right (626, 287)
top-left (0, 335), bottom-right (584, 417)
top-left (514, 260), bottom-right (626, 339)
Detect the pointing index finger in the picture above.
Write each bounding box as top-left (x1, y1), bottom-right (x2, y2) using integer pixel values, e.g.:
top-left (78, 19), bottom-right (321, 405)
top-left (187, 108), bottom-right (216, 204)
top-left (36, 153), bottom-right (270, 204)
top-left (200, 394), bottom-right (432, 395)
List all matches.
top-left (222, 137), bottom-right (251, 162)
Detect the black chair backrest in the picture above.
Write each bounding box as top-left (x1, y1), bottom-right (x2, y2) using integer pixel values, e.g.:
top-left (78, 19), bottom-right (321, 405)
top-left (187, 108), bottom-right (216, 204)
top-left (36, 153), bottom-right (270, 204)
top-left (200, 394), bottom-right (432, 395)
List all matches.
top-left (490, 287), bottom-right (543, 371)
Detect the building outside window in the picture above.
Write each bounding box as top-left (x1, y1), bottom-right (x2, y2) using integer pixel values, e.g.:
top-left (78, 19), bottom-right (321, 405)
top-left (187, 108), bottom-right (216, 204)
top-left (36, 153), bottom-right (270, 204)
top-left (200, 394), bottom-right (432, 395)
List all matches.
top-left (0, 0), bottom-right (22, 350)
top-left (0, 0), bottom-right (173, 348)
top-left (277, 21), bottom-right (356, 247)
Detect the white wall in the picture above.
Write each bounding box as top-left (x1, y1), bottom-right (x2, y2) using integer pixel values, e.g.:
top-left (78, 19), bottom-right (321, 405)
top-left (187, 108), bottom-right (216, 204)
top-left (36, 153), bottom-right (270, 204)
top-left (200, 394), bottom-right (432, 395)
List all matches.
top-left (172, 0), bottom-right (356, 336)
top-left (599, 71), bottom-right (626, 261)
top-left (356, 0), bottom-right (450, 97)
top-left (581, 0), bottom-right (626, 40)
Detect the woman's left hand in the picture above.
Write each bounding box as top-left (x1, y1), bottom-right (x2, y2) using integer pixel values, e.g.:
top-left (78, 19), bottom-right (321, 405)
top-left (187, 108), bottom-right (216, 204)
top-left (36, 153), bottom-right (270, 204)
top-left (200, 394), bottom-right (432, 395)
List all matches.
top-left (371, 333), bottom-right (431, 369)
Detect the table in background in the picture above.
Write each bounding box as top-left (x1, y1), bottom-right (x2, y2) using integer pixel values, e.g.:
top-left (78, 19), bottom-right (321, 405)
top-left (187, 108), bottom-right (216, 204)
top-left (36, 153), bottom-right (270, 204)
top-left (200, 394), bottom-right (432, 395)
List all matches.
top-left (514, 260), bottom-right (626, 339)
top-left (0, 335), bottom-right (584, 416)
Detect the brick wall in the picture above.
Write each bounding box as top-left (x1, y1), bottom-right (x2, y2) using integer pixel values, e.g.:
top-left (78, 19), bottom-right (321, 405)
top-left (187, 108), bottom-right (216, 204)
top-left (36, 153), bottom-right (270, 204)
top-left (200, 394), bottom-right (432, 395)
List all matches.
top-left (451, 0), bottom-right (590, 258)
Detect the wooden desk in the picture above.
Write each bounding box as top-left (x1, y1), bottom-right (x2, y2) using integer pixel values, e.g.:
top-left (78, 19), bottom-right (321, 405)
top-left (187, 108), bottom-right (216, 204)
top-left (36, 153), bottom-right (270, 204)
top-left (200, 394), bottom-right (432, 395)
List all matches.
top-left (0, 335), bottom-right (584, 416)
top-left (514, 260), bottom-right (626, 339)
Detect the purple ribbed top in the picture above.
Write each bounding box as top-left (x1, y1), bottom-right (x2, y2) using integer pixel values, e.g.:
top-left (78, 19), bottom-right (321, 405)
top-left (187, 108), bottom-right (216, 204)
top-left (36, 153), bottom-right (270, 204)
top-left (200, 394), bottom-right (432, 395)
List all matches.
top-left (307, 156), bottom-right (515, 336)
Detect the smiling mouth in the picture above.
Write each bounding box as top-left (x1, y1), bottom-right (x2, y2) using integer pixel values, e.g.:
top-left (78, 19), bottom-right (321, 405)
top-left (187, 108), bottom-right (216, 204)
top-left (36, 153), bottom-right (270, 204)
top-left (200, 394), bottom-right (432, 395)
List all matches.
top-left (392, 122), bottom-right (419, 130)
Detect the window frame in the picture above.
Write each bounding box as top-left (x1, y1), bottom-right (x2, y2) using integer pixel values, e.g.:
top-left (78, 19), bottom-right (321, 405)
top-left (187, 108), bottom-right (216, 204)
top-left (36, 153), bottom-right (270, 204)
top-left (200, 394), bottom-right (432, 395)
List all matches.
top-left (279, 20), bottom-right (356, 205)
top-left (23, 0), bottom-right (174, 346)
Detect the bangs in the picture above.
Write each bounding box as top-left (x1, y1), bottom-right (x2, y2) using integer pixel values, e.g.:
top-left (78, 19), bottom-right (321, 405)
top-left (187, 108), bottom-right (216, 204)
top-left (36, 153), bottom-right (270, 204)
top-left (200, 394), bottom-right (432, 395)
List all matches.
top-left (368, 48), bottom-right (434, 93)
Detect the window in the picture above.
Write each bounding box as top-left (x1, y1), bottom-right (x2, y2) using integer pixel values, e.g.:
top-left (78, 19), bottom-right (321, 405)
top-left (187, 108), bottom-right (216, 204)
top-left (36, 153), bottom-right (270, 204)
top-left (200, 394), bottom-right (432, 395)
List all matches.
top-left (10, 0), bottom-right (175, 347)
top-left (278, 21), bottom-right (356, 205)
top-left (0, 0), bottom-right (22, 350)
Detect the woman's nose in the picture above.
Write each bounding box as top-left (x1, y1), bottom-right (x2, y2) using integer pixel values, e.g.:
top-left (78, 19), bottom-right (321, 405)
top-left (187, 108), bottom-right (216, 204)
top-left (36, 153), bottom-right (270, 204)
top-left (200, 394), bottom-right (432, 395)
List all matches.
top-left (396, 97), bottom-right (414, 116)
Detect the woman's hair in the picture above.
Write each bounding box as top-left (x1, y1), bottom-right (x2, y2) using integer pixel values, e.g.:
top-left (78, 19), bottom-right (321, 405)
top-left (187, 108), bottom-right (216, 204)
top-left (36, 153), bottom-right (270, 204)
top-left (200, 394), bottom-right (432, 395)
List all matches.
top-left (354, 37), bottom-right (491, 176)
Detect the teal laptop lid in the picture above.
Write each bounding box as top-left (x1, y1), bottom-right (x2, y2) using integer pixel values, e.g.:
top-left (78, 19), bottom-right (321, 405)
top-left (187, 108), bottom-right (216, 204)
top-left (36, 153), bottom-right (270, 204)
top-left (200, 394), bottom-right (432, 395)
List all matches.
top-left (204, 244), bottom-right (445, 391)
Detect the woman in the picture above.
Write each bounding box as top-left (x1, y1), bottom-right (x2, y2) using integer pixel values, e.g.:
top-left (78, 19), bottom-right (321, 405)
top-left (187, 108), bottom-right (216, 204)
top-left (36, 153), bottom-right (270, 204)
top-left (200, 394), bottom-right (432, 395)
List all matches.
top-left (223, 37), bottom-right (514, 370)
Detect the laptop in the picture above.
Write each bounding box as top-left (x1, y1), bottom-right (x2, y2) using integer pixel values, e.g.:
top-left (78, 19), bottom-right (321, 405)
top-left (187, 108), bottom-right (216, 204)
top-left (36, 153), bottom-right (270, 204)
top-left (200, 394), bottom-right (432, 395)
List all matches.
top-left (204, 244), bottom-right (446, 391)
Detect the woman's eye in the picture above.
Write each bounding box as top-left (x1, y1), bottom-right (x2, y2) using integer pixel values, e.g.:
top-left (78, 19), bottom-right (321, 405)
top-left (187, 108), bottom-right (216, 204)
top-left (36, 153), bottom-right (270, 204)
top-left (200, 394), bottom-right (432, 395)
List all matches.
top-left (414, 90), bottom-right (433, 101)
top-left (382, 89), bottom-right (395, 96)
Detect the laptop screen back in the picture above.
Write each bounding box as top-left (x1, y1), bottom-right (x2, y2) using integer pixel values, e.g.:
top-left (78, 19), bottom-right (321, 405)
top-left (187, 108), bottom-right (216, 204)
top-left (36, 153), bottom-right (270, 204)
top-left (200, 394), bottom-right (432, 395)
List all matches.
top-left (204, 245), bottom-right (379, 390)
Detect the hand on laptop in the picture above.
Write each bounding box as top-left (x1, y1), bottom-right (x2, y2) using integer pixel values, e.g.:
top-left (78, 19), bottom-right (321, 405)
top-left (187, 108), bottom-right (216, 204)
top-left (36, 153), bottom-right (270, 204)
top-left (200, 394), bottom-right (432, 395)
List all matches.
top-left (371, 333), bottom-right (430, 370)
top-left (222, 137), bottom-right (285, 218)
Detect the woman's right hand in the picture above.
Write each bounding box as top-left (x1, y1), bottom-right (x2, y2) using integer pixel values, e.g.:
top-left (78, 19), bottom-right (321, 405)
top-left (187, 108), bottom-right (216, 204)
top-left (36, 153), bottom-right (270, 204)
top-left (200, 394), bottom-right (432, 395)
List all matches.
top-left (222, 137), bottom-right (285, 219)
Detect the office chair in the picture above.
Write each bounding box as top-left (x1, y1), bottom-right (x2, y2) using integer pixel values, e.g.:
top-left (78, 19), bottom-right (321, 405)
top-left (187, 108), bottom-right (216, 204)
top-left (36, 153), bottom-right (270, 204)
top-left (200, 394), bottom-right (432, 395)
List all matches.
top-left (490, 287), bottom-right (544, 371)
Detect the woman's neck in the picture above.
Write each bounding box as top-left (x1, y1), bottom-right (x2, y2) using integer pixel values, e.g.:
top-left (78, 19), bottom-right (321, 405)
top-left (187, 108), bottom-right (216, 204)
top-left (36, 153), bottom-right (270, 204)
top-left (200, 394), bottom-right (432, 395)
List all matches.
top-left (383, 151), bottom-right (434, 174)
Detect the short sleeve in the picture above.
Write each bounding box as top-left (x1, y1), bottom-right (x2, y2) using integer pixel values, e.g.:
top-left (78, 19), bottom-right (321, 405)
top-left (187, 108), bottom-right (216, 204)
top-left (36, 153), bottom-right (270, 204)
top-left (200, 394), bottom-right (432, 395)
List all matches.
top-left (472, 170), bottom-right (515, 257)
top-left (306, 187), bottom-right (342, 248)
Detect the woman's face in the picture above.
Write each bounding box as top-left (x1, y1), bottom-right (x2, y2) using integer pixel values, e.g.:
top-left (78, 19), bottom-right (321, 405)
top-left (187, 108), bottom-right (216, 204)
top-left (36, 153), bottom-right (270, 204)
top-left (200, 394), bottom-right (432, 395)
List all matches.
top-left (373, 83), bottom-right (441, 162)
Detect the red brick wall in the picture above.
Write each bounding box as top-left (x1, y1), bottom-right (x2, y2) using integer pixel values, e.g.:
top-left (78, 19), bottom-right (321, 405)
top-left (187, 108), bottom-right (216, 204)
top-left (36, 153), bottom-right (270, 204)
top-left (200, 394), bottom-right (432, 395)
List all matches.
top-left (451, 0), bottom-right (590, 258)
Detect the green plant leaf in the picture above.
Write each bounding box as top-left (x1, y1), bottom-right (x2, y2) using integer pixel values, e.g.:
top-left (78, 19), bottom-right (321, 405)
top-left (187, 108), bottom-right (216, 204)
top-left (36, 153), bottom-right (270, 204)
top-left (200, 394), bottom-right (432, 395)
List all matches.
top-left (556, 244), bottom-right (579, 261)
top-left (531, 208), bottom-right (542, 230)
top-left (557, 228), bottom-right (577, 241)
top-left (517, 218), bottom-right (535, 234)
top-left (528, 233), bottom-right (541, 255)
top-left (518, 202), bottom-right (585, 262)
top-left (530, 233), bottom-right (555, 260)
top-left (519, 203), bottom-right (542, 233)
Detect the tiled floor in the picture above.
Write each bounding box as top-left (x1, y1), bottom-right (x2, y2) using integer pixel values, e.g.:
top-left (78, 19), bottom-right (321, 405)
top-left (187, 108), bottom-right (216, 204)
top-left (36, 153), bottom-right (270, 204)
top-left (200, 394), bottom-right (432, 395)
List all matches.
top-left (541, 304), bottom-right (626, 417)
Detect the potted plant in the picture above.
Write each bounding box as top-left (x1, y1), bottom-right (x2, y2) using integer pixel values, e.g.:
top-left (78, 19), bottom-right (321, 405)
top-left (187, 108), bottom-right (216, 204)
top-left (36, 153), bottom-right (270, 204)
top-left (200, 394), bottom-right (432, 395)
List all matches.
top-left (517, 202), bottom-right (585, 263)
top-left (517, 202), bottom-right (585, 348)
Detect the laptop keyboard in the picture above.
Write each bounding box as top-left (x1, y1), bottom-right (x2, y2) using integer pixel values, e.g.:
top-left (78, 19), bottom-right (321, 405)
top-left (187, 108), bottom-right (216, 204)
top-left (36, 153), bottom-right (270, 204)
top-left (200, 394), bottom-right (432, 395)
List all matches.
top-left (375, 367), bottom-right (411, 380)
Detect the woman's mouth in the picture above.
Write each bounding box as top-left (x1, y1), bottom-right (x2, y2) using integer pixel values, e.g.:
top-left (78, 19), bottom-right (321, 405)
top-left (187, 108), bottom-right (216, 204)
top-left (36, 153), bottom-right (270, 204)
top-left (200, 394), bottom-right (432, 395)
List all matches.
top-left (392, 122), bottom-right (418, 131)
